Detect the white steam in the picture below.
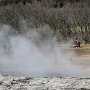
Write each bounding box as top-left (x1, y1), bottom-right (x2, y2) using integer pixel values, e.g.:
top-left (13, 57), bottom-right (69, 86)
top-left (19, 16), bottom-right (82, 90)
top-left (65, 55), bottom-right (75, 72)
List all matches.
top-left (0, 24), bottom-right (90, 77)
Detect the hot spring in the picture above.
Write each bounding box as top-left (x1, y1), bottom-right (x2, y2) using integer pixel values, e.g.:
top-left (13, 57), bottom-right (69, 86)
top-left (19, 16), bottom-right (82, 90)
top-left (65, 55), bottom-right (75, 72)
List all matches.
top-left (0, 25), bottom-right (90, 77)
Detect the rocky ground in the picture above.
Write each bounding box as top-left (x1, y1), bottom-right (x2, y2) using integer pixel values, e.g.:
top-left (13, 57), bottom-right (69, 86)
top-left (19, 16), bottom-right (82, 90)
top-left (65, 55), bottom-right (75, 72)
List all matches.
top-left (0, 75), bottom-right (90, 90)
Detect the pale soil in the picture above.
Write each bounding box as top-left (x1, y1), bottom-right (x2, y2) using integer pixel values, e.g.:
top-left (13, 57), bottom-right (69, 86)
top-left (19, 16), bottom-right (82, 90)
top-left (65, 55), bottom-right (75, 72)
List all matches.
top-left (73, 55), bottom-right (90, 61)
top-left (61, 44), bottom-right (90, 60)
top-left (73, 44), bottom-right (90, 61)
top-left (59, 44), bottom-right (90, 49)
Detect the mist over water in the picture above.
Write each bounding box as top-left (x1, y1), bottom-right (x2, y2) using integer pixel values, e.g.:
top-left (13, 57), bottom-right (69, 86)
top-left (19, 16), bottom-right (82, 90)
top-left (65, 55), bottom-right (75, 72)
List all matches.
top-left (0, 24), bottom-right (90, 77)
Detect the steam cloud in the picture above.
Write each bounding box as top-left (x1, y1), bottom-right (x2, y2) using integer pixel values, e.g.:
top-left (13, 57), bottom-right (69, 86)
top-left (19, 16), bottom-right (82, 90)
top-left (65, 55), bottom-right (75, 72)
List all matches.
top-left (0, 24), bottom-right (90, 77)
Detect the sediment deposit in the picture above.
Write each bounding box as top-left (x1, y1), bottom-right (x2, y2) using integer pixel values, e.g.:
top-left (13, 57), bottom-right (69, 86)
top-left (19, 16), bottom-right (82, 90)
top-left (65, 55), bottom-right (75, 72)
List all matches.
top-left (0, 74), bottom-right (90, 90)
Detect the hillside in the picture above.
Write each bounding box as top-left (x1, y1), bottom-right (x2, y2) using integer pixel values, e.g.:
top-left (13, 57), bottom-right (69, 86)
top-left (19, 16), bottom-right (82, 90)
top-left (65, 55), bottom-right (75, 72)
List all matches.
top-left (0, 0), bottom-right (90, 42)
top-left (0, 0), bottom-right (90, 6)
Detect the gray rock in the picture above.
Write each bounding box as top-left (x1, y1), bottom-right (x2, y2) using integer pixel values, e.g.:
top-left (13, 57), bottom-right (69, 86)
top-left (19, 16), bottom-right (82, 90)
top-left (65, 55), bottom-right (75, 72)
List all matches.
top-left (0, 75), bottom-right (90, 90)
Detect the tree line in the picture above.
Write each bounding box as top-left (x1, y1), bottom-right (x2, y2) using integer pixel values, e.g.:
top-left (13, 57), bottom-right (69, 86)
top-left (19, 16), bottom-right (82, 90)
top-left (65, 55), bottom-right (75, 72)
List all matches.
top-left (0, 0), bottom-right (90, 42)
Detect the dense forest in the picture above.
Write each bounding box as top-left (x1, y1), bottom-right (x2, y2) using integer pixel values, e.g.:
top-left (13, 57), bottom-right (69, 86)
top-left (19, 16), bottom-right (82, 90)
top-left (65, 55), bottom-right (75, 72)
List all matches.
top-left (0, 0), bottom-right (90, 42)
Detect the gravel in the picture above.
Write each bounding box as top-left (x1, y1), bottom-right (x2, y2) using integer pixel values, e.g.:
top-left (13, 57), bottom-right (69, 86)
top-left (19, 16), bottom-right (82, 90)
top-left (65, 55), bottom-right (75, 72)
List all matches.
top-left (0, 74), bottom-right (90, 90)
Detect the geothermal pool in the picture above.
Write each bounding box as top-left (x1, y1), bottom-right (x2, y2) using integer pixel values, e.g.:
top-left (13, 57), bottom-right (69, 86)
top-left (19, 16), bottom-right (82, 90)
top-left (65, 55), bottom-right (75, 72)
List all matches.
top-left (0, 30), bottom-right (90, 77)
top-left (0, 47), bottom-right (90, 77)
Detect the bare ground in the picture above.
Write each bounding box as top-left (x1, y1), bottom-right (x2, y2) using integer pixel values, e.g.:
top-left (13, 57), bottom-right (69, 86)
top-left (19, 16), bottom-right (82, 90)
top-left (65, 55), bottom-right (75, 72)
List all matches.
top-left (0, 74), bottom-right (90, 90)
